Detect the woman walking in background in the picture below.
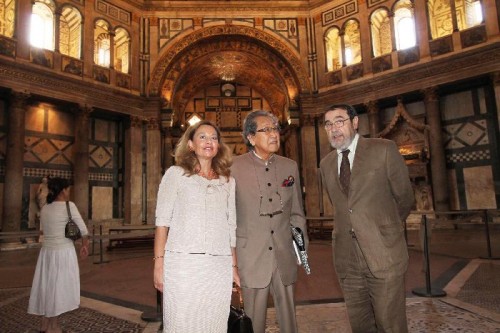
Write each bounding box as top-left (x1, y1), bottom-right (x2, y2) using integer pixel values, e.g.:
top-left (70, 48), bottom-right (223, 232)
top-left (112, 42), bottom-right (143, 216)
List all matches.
top-left (28, 177), bottom-right (89, 333)
top-left (153, 120), bottom-right (239, 332)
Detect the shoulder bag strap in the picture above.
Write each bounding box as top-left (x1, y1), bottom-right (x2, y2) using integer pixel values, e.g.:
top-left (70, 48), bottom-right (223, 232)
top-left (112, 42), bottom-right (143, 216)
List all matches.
top-left (65, 201), bottom-right (72, 220)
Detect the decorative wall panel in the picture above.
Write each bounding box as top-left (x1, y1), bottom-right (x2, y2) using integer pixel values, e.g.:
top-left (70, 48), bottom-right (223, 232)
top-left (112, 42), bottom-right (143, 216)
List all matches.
top-left (322, 1), bottom-right (358, 26)
top-left (95, 0), bottom-right (130, 25)
top-left (263, 19), bottom-right (299, 51)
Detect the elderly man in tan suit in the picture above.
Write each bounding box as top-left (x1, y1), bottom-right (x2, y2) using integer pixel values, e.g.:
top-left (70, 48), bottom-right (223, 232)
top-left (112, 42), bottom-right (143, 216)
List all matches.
top-left (231, 110), bottom-right (307, 333)
top-left (320, 104), bottom-right (415, 333)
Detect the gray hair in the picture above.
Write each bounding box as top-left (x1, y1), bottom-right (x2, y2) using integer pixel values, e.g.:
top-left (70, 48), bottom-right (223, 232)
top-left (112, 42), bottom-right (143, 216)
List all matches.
top-left (242, 110), bottom-right (279, 148)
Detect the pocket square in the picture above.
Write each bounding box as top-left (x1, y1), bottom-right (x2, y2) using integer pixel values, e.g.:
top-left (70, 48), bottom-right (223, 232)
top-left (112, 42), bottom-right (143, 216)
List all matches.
top-left (282, 176), bottom-right (295, 187)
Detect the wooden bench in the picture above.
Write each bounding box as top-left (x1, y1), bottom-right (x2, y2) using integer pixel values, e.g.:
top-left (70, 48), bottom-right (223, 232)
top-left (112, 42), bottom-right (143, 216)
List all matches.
top-left (306, 216), bottom-right (334, 240)
top-left (106, 225), bottom-right (155, 250)
top-left (0, 231), bottom-right (40, 242)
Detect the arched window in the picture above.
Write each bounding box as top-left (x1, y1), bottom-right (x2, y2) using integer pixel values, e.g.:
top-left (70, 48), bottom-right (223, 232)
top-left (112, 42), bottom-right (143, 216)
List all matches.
top-left (394, 0), bottom-right (417, 50)
top-left (59, 6), bottom-right (82, 58)
top-left (344, 19), bottom-right (362, 65)
top-left (325, 27), bottom-right (342, 71)
top-left (114, 27), bottom-right (130, 73)
top-left (0, 0), bottom-right (16, 37)
top-left (371, 8), bottom-right (393, 57)
top-left (427, 0), bottom-right (453, 38)
top-left (30, 0), bottom-right (55, 50)
top-left (94, 19), bottom-right (110, 67)
top-left (456, 0), bottom-right (483, 30)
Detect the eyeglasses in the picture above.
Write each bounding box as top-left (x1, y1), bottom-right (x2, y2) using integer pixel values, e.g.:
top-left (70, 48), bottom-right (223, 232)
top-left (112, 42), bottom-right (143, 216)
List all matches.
top-left (324, 118), bottom-right (351, 130)
top-left (259, 192), bottom-right (283, 217)
top-left (256, 126), bottom-right (281, 134)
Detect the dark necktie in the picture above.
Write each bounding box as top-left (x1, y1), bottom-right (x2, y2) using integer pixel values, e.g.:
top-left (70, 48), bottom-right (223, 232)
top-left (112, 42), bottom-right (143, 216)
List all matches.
top-left (339, 149), bottom-right (351, 194)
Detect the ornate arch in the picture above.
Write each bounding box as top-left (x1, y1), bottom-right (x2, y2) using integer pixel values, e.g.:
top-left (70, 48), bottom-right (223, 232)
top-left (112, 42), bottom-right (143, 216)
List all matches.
top-left (147, 25), bottom-right (311, 115)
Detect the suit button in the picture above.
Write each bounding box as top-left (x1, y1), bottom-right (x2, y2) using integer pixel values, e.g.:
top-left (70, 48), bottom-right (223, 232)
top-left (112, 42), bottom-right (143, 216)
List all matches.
top-left (266, 168), bottom-right (269, 171)
top-left (271, 230), bottom-right (274, 234)
top-left (269, 214), bottom-right (273, 218)
top-left (269, 247), bottom-right (273, 250)
top-left (267, 183), bottom-right (271, 186)
top-left (269, 198), bottom-right (272, 202)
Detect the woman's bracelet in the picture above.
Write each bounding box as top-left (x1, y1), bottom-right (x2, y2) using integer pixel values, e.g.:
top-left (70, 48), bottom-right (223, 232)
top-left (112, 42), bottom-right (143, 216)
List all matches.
top-left (232, 264), bottom-right (238, 268)
top-left (153, 255), bottom-right (164, 261)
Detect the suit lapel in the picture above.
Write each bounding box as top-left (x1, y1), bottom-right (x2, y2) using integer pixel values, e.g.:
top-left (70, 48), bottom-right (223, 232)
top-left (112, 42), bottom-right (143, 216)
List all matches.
top-left (350, 136), bottom-right (368, 188)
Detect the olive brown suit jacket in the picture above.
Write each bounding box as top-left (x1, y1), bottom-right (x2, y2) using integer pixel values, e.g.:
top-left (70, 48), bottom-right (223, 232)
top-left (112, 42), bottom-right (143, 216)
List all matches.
top-left (232, 152), bottom-right (307, 288)
top-left (319, 136), bottom-right (415, 279)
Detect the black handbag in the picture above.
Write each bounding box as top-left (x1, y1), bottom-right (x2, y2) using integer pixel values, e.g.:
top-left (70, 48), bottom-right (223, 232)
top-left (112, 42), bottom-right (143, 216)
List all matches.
top-left (228, 287), bottom-right (254, 333)
top-left (65, 201), bottom-right (82, 241)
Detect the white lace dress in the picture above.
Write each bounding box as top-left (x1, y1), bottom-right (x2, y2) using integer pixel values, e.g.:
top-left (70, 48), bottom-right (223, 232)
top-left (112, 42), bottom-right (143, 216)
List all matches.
top-left (28, 201), bottom-right (88, 317)
top-left (156, 166), bottom-right (236, 333)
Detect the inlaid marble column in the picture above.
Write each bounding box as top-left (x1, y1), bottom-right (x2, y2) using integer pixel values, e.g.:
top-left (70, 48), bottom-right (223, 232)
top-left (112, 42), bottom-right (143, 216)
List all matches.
top-left (2, 91), bottom-right (29, 232)
top-left (366, 100), bottom-right (381, 138)
top-left (73, 105), bottom-right (91, 221)
top-left (424, 87), bottom-right (449, 212)
top-left (124, 116), bottom-right (143, 225)
top-left (146, 118), bottom-right (161, 225)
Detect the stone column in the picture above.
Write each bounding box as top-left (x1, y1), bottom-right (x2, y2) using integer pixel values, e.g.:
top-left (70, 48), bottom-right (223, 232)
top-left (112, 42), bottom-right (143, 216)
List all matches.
top-left (109, 30), bottom-right (116, 70)
top-left (2, 91), bottom-right (29, 232)
top-left (146, 117), bottom-right (161, 225)
top-left (301, 114), bottom-right (320, 216)
top-left (493, 72), bottom-right (500, 131)
top-left (339, 30), bottom-right (347, 67)
top-left (54, 9), bottom-right (62, 53)
top-left (73, 105), bottom-right (91, 221)
top-left (366, 100), bottom-right (381, 138)
top-left (124, 116), bottom-right (143, 225)
top-left (424, 87), bottom-right (449, 212)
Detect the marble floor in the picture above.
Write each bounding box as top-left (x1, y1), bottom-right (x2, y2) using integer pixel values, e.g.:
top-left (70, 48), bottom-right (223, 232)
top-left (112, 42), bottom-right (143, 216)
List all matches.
top-left (1, 229), bottom-right (500, 332)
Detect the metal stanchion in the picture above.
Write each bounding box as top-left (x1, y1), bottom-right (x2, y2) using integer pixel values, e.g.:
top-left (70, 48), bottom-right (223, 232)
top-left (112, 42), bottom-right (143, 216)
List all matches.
top-left (412, 214), bottom-right (446, 297)
top-left (141, 289), bottom-right (163, 327)
top-left (480, 210), bottom-right (500, 260)
top-left (93, 225), bottom-right (109, 264)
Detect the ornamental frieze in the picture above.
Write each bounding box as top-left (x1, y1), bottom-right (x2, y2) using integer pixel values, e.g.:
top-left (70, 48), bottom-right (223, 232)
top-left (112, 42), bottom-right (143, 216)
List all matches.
top-left (149, 25), bottom-right (311, 97)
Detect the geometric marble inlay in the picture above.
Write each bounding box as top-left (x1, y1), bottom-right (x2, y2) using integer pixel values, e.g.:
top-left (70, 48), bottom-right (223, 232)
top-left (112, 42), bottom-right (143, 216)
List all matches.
top-left (447, 149), bottom-right (490, 164)
top-left (444, 120), bottom-right (488, 149)
top-left (90, 145), bottom-right (113, 168)
top-left (25, 137), bottom-right (73, 165)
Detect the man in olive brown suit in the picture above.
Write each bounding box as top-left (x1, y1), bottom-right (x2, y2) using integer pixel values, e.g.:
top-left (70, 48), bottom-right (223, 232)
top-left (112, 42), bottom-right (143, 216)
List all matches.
top-left (231, 110), bottom-right (307, 333)
top-left (320, 104), bottom-right (415, 333)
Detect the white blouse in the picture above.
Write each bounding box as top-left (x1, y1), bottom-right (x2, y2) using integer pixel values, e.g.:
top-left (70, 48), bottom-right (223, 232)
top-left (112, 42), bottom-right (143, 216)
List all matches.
top-left (155, 166), bottom-right (236, 256)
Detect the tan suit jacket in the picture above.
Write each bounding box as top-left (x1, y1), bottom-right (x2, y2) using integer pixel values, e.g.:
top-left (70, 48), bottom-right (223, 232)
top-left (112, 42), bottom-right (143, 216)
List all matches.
top-left (320, 136), bottom-right (415, 279)
top-left (232, 152), bottom-right (307, 288)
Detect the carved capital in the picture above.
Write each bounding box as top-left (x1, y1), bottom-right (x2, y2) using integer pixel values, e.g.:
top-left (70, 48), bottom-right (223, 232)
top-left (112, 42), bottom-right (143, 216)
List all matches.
top-left (491, 71), bottom-right (500, 85)
top-left (365, 100), bottom-right (379, 114)
top-left (146, 117), bottom-right (160, 130)
top-left (10, 91), bottom-right (30, 109)
top-left (130, 116), bottom-right (143, 128)
top-left (301, 113), bottom-right (320, 126)
top-left (422, 87), bottom-right (439, 103)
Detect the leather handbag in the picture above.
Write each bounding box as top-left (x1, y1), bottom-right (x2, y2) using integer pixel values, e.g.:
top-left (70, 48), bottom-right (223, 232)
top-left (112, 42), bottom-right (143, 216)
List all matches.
top-left (65, 201), bottom-right (82, 241)
top-left (228, 287), bottom-right (254, 333)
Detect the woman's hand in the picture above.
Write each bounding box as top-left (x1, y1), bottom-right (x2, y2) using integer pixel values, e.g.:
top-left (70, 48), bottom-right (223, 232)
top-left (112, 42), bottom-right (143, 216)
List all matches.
top-left (233, 266), bottom-right (241, 287)
top-left (80, 237), bottom-right (89, 260)
top-left (154, 261), bottom-right (164, 292)
top-left (79, 244), bottom-right (89, 260)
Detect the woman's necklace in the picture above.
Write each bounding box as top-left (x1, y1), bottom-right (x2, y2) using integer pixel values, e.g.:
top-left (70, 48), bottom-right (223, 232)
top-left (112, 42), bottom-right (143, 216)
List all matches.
top-left (198, 168), bottom-right (218, 180)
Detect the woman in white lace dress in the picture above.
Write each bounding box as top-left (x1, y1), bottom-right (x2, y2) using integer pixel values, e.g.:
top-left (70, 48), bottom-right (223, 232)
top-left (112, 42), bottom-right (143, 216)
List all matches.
top-left (153, 120), bottom-right (240, 333)
top-left (28, 177), bottom-right (89, 333)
